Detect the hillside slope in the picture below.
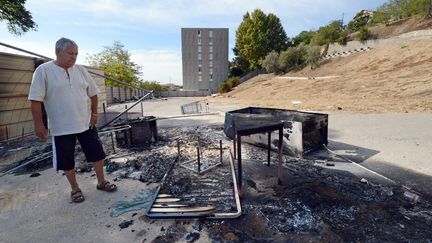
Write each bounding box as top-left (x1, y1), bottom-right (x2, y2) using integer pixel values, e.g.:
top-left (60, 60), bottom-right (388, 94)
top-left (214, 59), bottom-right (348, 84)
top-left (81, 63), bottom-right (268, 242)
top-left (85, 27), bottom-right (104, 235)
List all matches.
top-left (350, 15), bottom-right (432, 40)
top-left (206, 38), bottom-right (432, 113)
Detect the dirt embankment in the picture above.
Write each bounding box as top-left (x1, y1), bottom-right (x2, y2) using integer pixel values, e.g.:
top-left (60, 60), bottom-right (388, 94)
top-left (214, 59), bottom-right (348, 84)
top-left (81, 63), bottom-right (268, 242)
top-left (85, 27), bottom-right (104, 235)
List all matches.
top-left (367, 15), bottom-right (432, 40)
top-left (206, 38), bottom-right (432, 113)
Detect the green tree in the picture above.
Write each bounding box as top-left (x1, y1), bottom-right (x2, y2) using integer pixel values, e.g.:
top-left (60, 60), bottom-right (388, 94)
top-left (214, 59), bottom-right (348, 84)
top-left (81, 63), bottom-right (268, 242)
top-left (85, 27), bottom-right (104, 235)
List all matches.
top-left (86, 41), bottom-right (142, 87)
top-left (229, 58), bottom-right (246, 77)
top-left (0, 0), bottom-right (37, 35)
top-left (388, 0), bottom-right (411, 19)
top-left (310, 20), bottom-right (345, 46)
top-left (371, 8), bottom-right (391, 25)
top-left (375, 0), bottom-right (414, 21)
top-left (234, 9), bottom-right (288, 71)
top-left (409, 0), bottom-right (432, 17)
top-left (292, 30), bottom-right (315, 46)
top-left (139, 81), bottom-right (164, 92)
top-left (373, 0), bottom-right (432, 24)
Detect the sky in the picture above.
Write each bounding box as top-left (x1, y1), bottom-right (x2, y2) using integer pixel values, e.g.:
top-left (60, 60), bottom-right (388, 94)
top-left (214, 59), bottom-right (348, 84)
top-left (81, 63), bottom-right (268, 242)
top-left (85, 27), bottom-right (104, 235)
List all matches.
top-left (0, 0), bottom-right (388, 85)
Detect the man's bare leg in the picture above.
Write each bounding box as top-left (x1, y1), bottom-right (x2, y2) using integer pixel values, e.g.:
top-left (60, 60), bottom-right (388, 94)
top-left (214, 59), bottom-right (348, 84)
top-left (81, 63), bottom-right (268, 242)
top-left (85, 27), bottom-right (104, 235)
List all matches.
top-left (94, 159), bottom-right (117, 191)
top-left (94, 159), bottom-right (105, 185)
top-left (64, 169), bottom-right (80, 192)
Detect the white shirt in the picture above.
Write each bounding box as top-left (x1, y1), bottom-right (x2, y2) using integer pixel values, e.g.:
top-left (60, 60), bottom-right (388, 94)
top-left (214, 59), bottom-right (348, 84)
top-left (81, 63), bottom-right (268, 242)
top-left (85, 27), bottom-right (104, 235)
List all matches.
top-left (28, 61), bottom-right (99, 136)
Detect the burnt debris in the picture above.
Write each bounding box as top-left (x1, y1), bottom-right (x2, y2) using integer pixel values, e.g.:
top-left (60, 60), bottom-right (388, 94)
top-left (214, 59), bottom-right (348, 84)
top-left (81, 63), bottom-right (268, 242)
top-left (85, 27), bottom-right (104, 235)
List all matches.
top-left (2, 125), bottom-right (432, 242)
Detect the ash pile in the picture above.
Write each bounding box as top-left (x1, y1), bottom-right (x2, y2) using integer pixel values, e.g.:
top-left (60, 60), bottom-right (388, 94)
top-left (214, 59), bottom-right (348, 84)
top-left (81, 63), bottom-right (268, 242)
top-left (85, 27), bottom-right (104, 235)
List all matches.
top-left (204, 144), bottom-right (432, 242)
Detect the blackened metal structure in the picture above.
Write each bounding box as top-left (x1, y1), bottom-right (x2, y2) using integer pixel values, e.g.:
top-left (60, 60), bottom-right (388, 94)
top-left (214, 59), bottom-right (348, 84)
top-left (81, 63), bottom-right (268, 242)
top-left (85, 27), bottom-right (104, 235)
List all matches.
top-left (145, 148), bottom-right (242, 219)
top-left (224, 107), bottom-right (328, 157)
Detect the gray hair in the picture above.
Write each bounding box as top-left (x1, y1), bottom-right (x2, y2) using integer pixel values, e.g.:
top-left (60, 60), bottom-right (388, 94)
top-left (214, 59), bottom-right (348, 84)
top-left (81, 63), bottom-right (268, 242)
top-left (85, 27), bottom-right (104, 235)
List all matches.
top-left (55, 37), bottom-right (78, 51)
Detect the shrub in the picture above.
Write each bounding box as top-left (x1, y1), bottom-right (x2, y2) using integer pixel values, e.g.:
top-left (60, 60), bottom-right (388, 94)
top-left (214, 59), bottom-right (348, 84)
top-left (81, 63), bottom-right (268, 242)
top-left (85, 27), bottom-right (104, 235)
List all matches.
top-left (219, 77), bottom-right (241, 93)
top-left (357, 26), bottom-right (370, 42)
top-left (278, 45), bottom-right (307, 72)
top-left (227, 77), bottom-right (240, 88)
top-left (260, 51), bottom-right (280, 73)
top-left (337, 31), bottom-right (348, 45)
top-left (219, 81), bottom-right (231, 93)
top-left (306, 45), bottom-right (321, 69)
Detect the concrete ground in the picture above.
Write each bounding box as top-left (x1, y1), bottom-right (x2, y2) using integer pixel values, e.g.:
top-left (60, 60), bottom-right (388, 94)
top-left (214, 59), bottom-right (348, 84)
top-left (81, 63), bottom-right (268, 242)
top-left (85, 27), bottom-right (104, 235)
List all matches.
top-left (327, 113), bottom-right (432, 195)
top-left (1, 97), bottom-right (431, 242)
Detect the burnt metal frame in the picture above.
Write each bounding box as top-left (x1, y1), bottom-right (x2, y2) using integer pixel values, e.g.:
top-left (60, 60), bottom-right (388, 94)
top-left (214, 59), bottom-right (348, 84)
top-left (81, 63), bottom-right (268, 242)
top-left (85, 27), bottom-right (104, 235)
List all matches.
top-left (234, 122), bottom-right (284, 190)
top-left (99, 91), bottom-right (154, 130)
top-left (180, 140), bottom-right (224, 174)
top-left (145, 147), bottom-right (242, 219)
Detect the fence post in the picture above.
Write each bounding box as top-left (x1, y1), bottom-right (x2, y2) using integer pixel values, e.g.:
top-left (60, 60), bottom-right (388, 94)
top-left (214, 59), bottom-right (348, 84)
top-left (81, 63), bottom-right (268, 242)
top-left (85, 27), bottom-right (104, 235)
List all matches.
top-left (111, 86), bottom-right (114, 104)
top-left (103, 103), bottom-right (107, 123)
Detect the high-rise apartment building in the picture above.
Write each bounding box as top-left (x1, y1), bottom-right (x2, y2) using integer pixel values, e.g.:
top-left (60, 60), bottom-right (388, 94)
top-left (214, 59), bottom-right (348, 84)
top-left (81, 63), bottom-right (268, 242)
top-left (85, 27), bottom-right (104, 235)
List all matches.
top-left (181, 28), bottom-right (228, 93)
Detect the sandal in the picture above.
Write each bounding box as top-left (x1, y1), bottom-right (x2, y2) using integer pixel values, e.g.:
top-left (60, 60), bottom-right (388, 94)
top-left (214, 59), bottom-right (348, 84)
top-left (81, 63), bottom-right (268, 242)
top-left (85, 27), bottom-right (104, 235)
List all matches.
top-left (71, 189), bottom-right (85, 203)
top-left (97, 180), bottom-right (117, 192)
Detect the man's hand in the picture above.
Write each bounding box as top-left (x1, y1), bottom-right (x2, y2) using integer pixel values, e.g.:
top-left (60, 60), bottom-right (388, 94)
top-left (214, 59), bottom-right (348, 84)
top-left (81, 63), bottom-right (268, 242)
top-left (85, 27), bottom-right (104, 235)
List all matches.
top-left (35, 124), bottom-right (48, 141)
top-left (30, 101), bottom-right (48, 141)
top-left (90, 113), bottom-right (98, 127)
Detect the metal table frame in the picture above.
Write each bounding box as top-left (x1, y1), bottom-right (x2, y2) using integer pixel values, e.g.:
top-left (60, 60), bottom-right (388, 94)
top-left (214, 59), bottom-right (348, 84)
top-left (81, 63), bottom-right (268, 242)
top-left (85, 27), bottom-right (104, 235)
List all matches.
top-left (233, 122), bottom-right (284, 190)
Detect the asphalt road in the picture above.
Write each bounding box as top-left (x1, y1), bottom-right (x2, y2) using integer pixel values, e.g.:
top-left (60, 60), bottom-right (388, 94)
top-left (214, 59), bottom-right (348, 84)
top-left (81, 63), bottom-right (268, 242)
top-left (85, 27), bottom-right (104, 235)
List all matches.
top-left (327, 113), bottom-right (432, 195)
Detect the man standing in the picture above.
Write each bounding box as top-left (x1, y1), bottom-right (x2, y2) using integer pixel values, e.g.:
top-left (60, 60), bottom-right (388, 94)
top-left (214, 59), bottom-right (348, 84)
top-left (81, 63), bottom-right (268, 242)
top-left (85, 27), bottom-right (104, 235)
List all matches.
top-left (28, 37), bottom-right (117, 203)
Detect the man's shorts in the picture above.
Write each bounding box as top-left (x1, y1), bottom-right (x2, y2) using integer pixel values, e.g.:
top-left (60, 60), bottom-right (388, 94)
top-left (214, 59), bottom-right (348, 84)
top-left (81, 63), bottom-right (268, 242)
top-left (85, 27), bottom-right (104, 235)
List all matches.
top-left (52, 127), bottom-right (105, 171)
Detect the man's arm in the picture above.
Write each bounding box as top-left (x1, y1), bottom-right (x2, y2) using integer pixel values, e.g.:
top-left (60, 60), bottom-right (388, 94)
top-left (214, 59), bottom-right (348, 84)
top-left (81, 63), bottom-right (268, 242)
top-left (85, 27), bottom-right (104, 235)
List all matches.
top-left (31, 101), bottom-right (48, 140)
top-left (90, 95), bottom-right (98, 127)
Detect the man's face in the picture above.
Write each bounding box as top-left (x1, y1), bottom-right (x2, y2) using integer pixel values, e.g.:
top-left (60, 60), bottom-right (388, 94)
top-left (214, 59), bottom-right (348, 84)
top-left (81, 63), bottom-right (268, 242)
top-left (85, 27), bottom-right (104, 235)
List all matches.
top-left (56, 46), bottom-right (78, 68)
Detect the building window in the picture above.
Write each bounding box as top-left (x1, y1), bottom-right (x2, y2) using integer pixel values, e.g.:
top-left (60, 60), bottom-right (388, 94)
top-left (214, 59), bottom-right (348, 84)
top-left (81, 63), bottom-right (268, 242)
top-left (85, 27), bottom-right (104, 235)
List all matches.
top-left (198, 38), bottom-right (202, 45)
top-left (198, 75), bottom-right (202, 82)
top-left (210, 68), bottom-right (213, 74)
top-left (198, 67), bottom-right (202, 73)
top-left (210, 74), bottom-right (213, 82)
top-left (198, 53), bottom-right (202, 60)
top-left (209, 37), bottom-right (213, 45)
top-left (198, 30), bottom-right (201, 36)
top-left (209, 60), bottom-right (213, 67)
top-left (198, 46), bottom-right (202, 52)
top-left (209, 53), bottom-right (213, 60)
top-left (209, 30), bottom-right (213, 38)
top-left (209, 46), bottom-right (213, 52)
top-left (198, 60), bottom-right (202, 67)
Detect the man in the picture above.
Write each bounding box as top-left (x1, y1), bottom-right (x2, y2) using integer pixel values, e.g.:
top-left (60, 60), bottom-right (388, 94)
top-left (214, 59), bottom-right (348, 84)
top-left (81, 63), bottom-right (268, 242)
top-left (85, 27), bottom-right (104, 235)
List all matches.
top-left (28, 37), bottom-right (117, 203)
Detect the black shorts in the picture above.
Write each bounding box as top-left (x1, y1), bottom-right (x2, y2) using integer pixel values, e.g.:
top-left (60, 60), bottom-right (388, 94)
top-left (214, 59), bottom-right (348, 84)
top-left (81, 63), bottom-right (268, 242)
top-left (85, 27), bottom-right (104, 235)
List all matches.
top-left (52, 127), bottom-right (105, 171)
